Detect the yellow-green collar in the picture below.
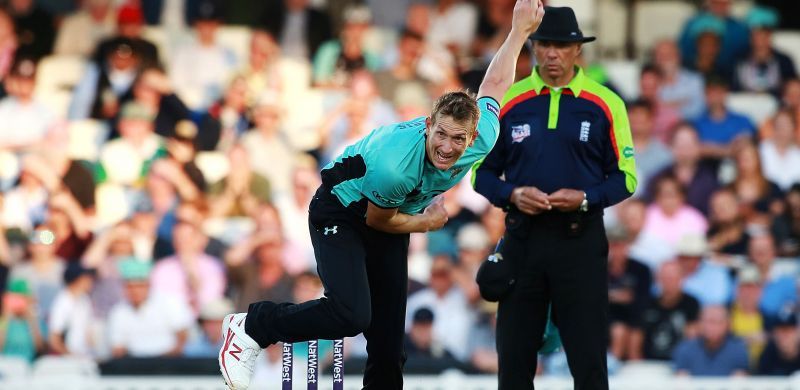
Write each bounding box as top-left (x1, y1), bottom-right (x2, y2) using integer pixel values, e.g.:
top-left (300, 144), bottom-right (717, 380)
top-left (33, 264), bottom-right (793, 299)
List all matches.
top-left (530, 66), bottom-right (586, 97)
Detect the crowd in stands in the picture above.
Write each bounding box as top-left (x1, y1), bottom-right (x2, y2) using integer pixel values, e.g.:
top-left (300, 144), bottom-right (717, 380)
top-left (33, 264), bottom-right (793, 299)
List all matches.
top-left (0, 0), bottom-right (800, 382)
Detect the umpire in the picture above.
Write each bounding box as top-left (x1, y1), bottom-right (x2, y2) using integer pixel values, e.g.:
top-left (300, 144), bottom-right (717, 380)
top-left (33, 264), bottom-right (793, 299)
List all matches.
top-left (473, 6), bottom-right (637, 390)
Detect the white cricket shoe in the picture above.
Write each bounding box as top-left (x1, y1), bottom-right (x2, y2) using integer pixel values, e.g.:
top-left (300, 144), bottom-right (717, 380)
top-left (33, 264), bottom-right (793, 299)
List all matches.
top-left (219, 313), bottom-right (261, 389)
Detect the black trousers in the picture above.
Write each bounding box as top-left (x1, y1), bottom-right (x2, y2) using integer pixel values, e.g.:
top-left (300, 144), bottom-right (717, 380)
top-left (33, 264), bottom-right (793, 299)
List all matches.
top-left (497, 210), bottom-right (609, 390)
top-left (244, 187), bottom-right (409, 390)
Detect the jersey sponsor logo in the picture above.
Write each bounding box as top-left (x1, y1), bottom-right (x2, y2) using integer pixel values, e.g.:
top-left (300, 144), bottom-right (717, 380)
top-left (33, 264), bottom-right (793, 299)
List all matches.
top-left (511, 124), bottom-right (531, 143)
top-left (449, 167), bottom-right (464, 179)
top-left (372, 191), bottom-right (399, 206)
top-left (486, 102), bottom-right (500, 118)
top-left (579, 121), bottom-right (590, 142)
top-left (623, 146), bottom-right (635, 158)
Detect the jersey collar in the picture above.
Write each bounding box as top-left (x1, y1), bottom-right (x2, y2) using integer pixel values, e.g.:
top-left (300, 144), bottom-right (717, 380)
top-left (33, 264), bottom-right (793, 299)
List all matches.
top-left (530, 65), bottom-right (586, 97)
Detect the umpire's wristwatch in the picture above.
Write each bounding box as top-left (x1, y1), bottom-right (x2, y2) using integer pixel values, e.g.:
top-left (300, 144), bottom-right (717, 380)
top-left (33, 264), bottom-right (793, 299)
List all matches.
top-left (579, 192), bottom-right (589, 212)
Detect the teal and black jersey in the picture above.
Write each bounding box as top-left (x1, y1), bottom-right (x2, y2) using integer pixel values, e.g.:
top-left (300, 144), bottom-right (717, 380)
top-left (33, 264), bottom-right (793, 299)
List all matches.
top-left (321, 96), bottom-right (500, 216)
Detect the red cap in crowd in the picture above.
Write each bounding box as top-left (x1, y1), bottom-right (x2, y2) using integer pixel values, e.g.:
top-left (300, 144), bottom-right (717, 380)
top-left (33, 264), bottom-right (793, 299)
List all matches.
top-left (117, 4), bottom-right (144, 25)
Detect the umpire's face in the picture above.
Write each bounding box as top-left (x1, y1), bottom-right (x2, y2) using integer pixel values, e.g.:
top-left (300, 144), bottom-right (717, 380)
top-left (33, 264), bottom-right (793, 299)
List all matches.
top-left (425, 115), bottom-right (473, 171)
top-left (534, 40), bottom-right (581, 83)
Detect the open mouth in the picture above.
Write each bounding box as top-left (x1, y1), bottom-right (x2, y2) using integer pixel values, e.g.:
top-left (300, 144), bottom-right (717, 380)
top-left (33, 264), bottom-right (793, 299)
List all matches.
top-left (435, 151), bottom-right (453, 165)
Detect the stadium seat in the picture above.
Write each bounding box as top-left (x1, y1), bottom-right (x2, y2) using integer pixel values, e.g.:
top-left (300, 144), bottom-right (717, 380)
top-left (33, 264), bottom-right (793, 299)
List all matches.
top-left (35, 55), bottom-right (87, 96)
top-left (32, 356), bottom-right (99, 378)
top-left (773, 31), bottom-right (800, 75)
top-left (0, 356), bottom-right (30, 380)
top-left (67, 119), bottom-right (110, 162)
top-left (634, 1), bottom-right (697, 58)
top-left (596, 0), bottom-right (627, 58)
top-left (726, 92), bottom-right (779, 125)
top-left (601, 60), bottom-right (641, 101)
top-left (216, 26), bottom-right (253, 65)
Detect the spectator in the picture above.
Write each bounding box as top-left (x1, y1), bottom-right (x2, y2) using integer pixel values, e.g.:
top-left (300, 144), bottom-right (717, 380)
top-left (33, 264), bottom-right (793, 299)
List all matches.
top-left (240, 92), bottom-right (294, 197)
top-left (208, 144), bottom-right (271, 218)
top-left (131, 66), bottom-right (191, 140)
top-left (260, 0), bottom-right (333, 62)
top-left (748, 234), bottom-right (798, 328)
top-left (673, 305), bottom-right (749, 376)
top-left (197, 75), bottom-right (252, 151)
top-left (48, 263), bottom-right (95, 356)
top-left (733, 7), bottom-right (797, 96)
top-left (730, 141), bottom-right (783, 220)
top-left (467, 304), bottom-right (498, 374)
top-left (404, 307), bottom-right (460, 366)
top-left (706, 188), bottom-right (750, 257)
top-left (617, 198), bottom-right (675, 272)
top-left (406, 254), bottom-right (475, 362)
top-left (8, 0), bottom-right (54, 59)
top-left (10, 223), bottom-right (65, 322)
top-left (757, 308), bottom-right (800, 375)
top-left (628, 99), bottom-right (673, 196)
top-left (678, 0), bottom-right (750, 80)
top-left (374, 29), bottom-right (430, 110)
top-left (685, 16), bottom-right (729, 80)
top-left (637, 64), bottom-right (681, 142)
top-left (0, 279), bottom-right (43, 361)
top-left (21, 149), bottom-right (96, 212)
top-left (694, 76), bottom-right (756, 160)
top-left (69, 37), bottom-right (142, 121)
top-left (0, 9), bottom-right (16, 97)
top-left (607, 226), bottom-right (652, 361)
top-left (730, 266), bottom-right (767, 366)
top-left (53, 0), bottom-right (114, 57)
top-left (150, 210), bottom-right (226, 317)
top-left (652, 40), bottom-right (706, 121)
top-left (759, 110), bottom-right (800, 192)
top-left (318, 70), bottom-right (397, 163)
top-left (239, 29), bottom-right (310, 105)
top-left (82, 225), bottom-right (139, 319)
top-left (224, 224), bottom-right (294, 312)
top-left (46, 194), bottom-right (93, 261)
top-left (274, 154), bottom-right (320, 262)
top-left (648, 123), bottom-right (720, 215)
top-left (642, 175), bottom-right (708, 247)
top-left (427, 0), bottom-right (477, 59)
top-left (633, 261), bottom-right (700, 361)
top-left (0, 56), bottom-right (56, 151)
top-left (675, 234), bottom-right (733, 306)
top-left (170, 1), bottom-right (236, 110)
top-left (97, 102), bottom-right (164, 187)
top-left (93, 4), bottom-right (159, 68)
top-left (108, 259), bottom-right (192, 358)
top-left (183, 298), bottom-right (234, 358)
top-left (772, 184), bottom-right (800, 257)
top-left (313, 5), bottom-right (381, 88)
top-left (161, 122), bottom-right (207, 194)
top-left (760, 78), bottom-right (800, 142)
top-left (452, 223), bottom-right (489, 304)
top-left (0, 163), bottom-right (49, 232)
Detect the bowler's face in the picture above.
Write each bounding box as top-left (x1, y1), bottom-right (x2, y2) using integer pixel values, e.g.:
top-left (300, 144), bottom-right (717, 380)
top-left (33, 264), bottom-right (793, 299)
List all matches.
top-left (534, 40), bottom-right (581, 83)
top-left (425, 115), bottom-right (473, 171)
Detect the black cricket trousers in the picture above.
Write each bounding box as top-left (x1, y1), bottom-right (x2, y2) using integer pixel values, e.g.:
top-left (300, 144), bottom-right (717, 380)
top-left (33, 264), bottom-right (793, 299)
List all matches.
top-left (497, 210), bottom-right (609, 390)
top-left (244, 187), bottom-right (409, 390)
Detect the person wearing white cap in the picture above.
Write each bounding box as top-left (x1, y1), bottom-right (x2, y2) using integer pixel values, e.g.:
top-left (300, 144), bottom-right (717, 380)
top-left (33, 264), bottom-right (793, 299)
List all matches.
top-left (675, 233), bottom-right (733, 306)
top-left (185, 298), bottom-right (235, 357)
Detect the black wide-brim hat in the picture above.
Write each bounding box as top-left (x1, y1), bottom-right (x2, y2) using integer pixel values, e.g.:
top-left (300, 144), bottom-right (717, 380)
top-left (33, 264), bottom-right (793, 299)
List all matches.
top-left (530, 6), bottom-right (595, 43)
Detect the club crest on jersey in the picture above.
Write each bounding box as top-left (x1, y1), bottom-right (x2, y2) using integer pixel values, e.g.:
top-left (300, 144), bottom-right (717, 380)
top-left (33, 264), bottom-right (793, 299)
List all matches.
top-left (511, 124), bottom-right (531, 143)
top-left (449, 167), bottom-right (464, 179)
top-left (579, 121), bottom-right (590, 142)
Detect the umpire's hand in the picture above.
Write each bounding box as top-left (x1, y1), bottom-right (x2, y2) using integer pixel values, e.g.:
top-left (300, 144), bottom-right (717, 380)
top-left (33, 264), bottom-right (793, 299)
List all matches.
top-left (510, 186), bottom-right (551, 215)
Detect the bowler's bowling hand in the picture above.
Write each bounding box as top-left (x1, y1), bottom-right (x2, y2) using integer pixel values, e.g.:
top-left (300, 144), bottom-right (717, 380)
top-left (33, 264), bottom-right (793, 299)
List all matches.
top-left (512, 0), bottom-right (545, 36)
top-left (547, 189), bottom-right (585, 211)
top-left (511, 186), bottom-right (551, 215)
top-left (423, 196), bottom-right (449, 231)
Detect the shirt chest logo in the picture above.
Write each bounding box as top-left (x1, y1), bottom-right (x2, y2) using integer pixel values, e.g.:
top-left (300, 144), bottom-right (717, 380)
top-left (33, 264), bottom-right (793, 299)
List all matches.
top-left (511, 124), bottom-right (531, 143)
top-left (579, 121), bottom-right (590, 142)
top-left (449, 167), bottom-right (464, 179)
